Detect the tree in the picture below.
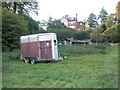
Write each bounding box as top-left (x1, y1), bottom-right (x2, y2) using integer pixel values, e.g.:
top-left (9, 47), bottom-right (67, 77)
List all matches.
top-left (98, 23), bottom-right (106, 33)
top-left (105, 14), bottom-right (115, 28)
top-left (116, 1), bottom-right (120, 20)
top-left (90, 30), bottom-right (105, 43)
top-left (99, 7), bottom-right (108, 23)
top-left (73, 31), bottom-right (90, 40)
top-left (87, 13), bottom-right (98, 29)
top-left (102, 23), bottom-right (120, 43)
top-left (2, 1), bottom-right (39, 16)
top-left (47, 28), bottom-right (75, 41)
top-left (48, 16), bottom-right (53, 23)
top-left (22, 14), bottom-right (40, 34)
top-left (2, 9), bottom-right (28, 51)
top-left (89, 23), bottom-right (107, 43)
top-left (1, 2), bottom-right (12, 11)
top-left (47, 19), bottom-right (66, 28)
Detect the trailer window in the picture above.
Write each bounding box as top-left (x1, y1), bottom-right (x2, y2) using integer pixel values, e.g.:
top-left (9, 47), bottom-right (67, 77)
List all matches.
top-left (54, 40), bottom-right (57, 45)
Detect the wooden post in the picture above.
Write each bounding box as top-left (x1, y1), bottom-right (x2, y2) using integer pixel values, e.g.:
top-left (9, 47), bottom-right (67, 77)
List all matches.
top-left (64, 40), bottom-right (67, 45)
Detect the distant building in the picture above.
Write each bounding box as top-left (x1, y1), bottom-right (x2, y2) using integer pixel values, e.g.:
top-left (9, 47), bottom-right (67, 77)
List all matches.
top-left (61, 14), bottom-right (86, 30)
top-left (66, 38), bottom-right (92, 45)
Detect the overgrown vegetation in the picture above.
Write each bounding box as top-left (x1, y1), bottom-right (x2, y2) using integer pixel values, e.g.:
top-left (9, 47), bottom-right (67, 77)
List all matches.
top-left (58, 44), bottom-right (106, 56)
top-left (2, 44), bottom-right (106, 63)
top-left (46, 27), bottom-right (90, 41)
top-left (2, 8), bottom-right (28, 51)
top-left (2, 8), bottom-right (40, 52)
top-left (2, 45), bottom-right (118, 88)
top-left (2, 49), bottom-right (20, 62)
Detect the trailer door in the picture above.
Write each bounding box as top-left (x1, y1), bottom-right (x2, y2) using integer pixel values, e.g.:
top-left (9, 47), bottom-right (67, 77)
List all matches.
top-left (40, 41), bottom-right (52, 60)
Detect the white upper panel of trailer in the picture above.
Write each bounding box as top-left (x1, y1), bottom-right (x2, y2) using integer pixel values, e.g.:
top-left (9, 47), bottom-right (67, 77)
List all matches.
top-left (20, 33), bottom-right (57, 43)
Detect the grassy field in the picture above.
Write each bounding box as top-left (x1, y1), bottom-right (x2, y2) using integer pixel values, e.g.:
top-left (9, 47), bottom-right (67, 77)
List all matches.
top-left (2, 44), bottom-right (118, 88)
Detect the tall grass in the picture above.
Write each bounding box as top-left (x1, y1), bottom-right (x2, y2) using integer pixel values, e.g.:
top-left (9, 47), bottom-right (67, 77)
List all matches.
top-left (0, 53), bottom-right (2, 90)
top-left (2, 49), bottom-right (20, 62)
top-left (2, 44), bottom-right (118, 88)
top-left (2, 44), bottom-right (107, 62)
top-left (58, 44), bottom-right (106, 56)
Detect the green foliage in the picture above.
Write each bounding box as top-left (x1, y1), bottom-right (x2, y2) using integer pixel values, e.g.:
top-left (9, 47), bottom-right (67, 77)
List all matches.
top-left (93, 23), bottom-right (106, 42)
top-left (58, 44), bottom-right (106, 56)
top-left (99, 7), bottom-right (108, 23)
top-left (73, 31), bottom-right (90, 40)
top-left (91, 14), bottom-right (119, 43)
top-left (47, 19), bottom-right (66, 28)
top-left (105, 15), bottom-right (114, 28)
top-left (47, 19), bottom-right (73, 41)
top-left (2, 2), bottom-right (39, 16)
top-left (90, 24), bottom-right (106, 43)
top-left (98, 23), bottom-right (106, 33)
top-left (2, 49), bottom-right (20, 62)
top-left (102, 23), bottom-right (120, 42)
top-left (90, 43), bottom-right (106, 50)
top-left (22, 14), bottom-right (40, 34)
top-left (47, 28), bottom-right (75, 41)
top-left (87, 13), bottom-right (98, 28)
top-left (47, 19), bottom-right (90, 41)
top-left (2, 9), bottom-right (28, 51)
top-left (92, 31), bottom-right (104, 43)
top-left (116, 1), bottom-right (120, 20)
top-left (47, 27), bottom-right (90, 41)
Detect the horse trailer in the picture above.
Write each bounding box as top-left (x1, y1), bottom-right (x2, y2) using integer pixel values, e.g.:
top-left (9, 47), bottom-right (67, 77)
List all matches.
top-left (20, 33), bottom-right (62, 64)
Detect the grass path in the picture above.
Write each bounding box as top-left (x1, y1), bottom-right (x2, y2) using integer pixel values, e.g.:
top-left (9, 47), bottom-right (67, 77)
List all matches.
top-left (2, 46), bottom-right (118, 88)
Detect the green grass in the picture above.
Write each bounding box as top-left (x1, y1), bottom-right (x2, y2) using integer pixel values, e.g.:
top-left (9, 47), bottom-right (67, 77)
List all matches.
top-left (2, 45), bottom-right (118, 88)
top-left (58, 44), bottom-right (106, 56)
top-left (0, 53), bottom-right (2, 90)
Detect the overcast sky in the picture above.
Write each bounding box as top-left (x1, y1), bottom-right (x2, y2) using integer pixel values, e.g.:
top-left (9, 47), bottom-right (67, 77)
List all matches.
top-left (32, 0), bottom-right (119, 21)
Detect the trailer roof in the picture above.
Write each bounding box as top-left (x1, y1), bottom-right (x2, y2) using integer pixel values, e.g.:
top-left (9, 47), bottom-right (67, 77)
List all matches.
top-left (20, 33), bottom-right (57, 43)
top-left (20, 33), bottom-right (56, 37)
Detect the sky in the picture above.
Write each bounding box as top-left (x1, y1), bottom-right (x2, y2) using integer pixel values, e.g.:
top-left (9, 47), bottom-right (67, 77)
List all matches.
top-left (32, 0), bottom-right (119, 22)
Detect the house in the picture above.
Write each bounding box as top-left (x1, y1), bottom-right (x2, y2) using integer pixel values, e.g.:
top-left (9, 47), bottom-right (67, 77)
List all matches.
top-left (61, 14), bottom-right (86, 30)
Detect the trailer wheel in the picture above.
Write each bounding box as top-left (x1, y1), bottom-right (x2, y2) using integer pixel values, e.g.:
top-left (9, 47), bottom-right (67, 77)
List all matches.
top-left (22, 58), bottom-right (29, 63)
top-left (45, 61), bottom-right (51, 63)
top-left (30, 59), bottom-right (36, 64)
top-left (22, 58), bottom-right (26, 62)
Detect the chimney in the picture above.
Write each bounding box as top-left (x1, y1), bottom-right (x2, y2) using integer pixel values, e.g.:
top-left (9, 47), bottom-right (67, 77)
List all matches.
top-left (76, 13), bottom-right (78, 21)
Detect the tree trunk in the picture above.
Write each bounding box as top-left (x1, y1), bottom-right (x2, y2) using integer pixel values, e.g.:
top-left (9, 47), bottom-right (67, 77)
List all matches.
top-left (13, 2), bottom-right (17, 13)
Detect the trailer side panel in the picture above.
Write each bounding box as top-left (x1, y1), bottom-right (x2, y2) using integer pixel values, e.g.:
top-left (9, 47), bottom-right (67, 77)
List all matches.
top-left (40, 41), bottom-right (52, 59)
top-left (21, 43), bottom-right (29, 57)
top-left (29, 42), bottom-right (39, 57)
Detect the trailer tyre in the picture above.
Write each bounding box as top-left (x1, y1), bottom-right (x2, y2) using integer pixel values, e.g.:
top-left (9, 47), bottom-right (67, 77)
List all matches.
top-left (31, 60), bottom-right (36, 64)
top-left (23, 58), bottom-right (27, 63)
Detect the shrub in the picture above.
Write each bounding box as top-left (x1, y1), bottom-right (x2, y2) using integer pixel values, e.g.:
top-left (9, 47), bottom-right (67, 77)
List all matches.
top-left (2, 49), bottom-right (20, 62)
top-left (2, 9), bottom-right (28, 51)
top-left (73, 31), bottom-right (90, 40)
top-left (47, 28), bottom-right (75, 41)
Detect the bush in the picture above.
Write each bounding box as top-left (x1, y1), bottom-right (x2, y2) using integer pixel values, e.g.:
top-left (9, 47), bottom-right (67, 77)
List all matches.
top-left (2, 49), bottom-right (20, 62)
top-left (2, 9), bottom-right (28, 51)
top-left (73, 31), bottom-right (90, 40)
top-left (47, 28), bottom-right (75, 41)
top-left (102, 23), bottom-right (120, 43)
